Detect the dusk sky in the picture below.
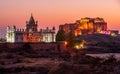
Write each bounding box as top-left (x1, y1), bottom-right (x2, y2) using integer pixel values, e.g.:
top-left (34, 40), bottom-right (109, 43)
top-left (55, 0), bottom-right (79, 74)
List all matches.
top-left (0, 0), bottom-right (120, 37)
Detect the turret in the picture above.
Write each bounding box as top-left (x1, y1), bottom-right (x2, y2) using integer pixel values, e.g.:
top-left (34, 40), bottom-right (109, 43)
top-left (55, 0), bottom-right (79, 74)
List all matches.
top-left (13, 25), bottom-right (16, 29)
top-left (12, 25), bottom-right (16, 31)
top-left (52, 26), bottom-right (55, 31)
top-left (26, 21), bottom-right (28, 24)
top-left (7, 26), bottom-right (10, 31)
top-left (40, 29), bottom-right (42, 32)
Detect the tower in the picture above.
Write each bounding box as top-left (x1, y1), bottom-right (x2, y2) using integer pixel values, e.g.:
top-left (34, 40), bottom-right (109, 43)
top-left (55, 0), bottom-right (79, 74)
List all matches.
top-left (26, 14), bottom-right (38, 32)
top-left (6, 26), bottom-right (16, 42)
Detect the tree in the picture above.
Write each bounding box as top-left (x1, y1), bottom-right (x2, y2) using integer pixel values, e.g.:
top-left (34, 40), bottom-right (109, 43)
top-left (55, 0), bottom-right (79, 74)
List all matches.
top-left (67, 32), bottom-right (74, 47)
top-left (67, 32), bottom-right (83, 48)
top-left (56, 30), bottom-right (66, 41)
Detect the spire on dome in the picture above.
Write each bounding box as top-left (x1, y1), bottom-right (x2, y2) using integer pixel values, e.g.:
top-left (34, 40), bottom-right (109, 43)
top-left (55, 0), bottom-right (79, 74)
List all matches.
top-left (31, 13), bottom-right (33, 16)
top-left (29, 13), bottom-right (35, 24)
top-left (26, 13), bottom-right (38, 32)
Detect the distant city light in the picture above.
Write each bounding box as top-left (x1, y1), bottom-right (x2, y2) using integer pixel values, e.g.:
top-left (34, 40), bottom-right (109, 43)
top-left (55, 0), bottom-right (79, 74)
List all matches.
top-left (64, 41), bottom-right (68, 45)
top-left (75, 45), bottom-right (79, 49)
top-left (111, 33), bottom-right (117, 37)
top-left (80, 43), bottom-right (84, 48)
top-left (74, 43), bottom-right (84, 49)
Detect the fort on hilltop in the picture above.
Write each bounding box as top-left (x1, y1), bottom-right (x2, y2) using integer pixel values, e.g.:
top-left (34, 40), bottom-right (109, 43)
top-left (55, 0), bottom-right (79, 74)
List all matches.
top-left (59, 17), bottom-right (118, 36)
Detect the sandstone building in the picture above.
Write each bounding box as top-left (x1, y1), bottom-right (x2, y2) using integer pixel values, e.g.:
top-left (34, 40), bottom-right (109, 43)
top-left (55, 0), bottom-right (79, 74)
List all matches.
top-left (59, 17), bottom-right (107, 36)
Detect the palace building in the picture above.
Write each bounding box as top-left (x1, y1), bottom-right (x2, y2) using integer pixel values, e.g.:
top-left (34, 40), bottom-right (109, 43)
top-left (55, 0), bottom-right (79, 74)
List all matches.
top-left (6, 14), bottom-right (56, 43)
top-left (59, 17), bottom-right (107, 36)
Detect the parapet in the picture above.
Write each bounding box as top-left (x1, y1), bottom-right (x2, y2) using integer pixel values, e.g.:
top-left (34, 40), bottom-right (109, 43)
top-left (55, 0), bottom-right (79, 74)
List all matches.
top-left (39, 27), bottom-right (55, 33)
top-left (7, 25), bottom-right (25, 32)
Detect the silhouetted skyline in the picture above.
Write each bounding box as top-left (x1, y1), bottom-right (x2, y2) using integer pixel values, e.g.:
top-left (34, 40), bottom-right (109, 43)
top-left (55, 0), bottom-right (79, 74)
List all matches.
top-left (0, 0), bottom-right (120, 37)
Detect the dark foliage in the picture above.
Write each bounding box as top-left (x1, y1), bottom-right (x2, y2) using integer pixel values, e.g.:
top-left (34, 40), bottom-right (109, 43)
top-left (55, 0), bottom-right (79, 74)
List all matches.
top-left (56, 30), bottom-right (66, 41)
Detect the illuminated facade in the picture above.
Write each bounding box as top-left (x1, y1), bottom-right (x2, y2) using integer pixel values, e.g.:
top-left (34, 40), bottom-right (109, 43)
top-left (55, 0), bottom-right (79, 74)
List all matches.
top-left (6, 15), bottom-right (56, 43)
top-left (59, 23), bottom-right (77, 35)
top-left (59, 17), bottom-right (107, 36)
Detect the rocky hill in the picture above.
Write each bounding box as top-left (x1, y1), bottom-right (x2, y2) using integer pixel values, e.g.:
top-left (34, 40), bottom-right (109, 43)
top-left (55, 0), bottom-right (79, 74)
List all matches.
top-left (76, 34), bottom-right (120, 53)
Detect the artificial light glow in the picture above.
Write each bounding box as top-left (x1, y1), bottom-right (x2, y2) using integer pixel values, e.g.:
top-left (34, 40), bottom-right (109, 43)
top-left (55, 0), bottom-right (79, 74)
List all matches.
top-left (75, 43), bottom-right (84, 49)
top-left (75, 45), bottom-right (79, 49)
top-left (64, 41), bottom-right (68, 45)
top-left (111, 33), bottom-right (117, 37)
top-left (80, 43), bottom-right (84, 48)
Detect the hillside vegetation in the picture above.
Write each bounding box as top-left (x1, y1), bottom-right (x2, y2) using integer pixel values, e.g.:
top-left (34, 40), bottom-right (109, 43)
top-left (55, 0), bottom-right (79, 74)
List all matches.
top-left (76, 34), bottom-right (120, 53)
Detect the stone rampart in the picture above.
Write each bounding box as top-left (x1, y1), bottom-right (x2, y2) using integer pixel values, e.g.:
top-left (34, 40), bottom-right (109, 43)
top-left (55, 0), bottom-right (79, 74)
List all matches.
top-left (0, 42), bottom-right (67, 52)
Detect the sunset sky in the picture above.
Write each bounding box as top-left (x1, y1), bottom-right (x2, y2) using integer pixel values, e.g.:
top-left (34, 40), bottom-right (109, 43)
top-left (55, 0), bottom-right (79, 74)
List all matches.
top-left (0, 0), bottom-right (120, 37)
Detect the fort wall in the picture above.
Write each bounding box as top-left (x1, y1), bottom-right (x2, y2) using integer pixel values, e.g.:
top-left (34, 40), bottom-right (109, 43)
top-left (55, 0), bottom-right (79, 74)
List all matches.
top-left (0, 42), bottom-right (67, 52)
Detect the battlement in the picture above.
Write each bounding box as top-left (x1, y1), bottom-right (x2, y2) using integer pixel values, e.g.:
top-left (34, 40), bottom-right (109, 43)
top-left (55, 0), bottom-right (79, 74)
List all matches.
top-left (7, 26), bottom-right (25, 32)
top-left (39, 27), bottom-right (55, 33)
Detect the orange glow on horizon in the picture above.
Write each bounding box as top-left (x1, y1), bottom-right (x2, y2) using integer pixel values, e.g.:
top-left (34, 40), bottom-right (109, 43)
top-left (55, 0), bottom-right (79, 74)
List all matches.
top-left (0, 0), bottom-right (120, 37)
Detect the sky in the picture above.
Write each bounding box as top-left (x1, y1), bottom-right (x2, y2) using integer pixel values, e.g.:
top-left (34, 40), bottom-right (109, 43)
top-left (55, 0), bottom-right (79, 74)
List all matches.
top-left (0, 0), bottom-right (120, 37)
